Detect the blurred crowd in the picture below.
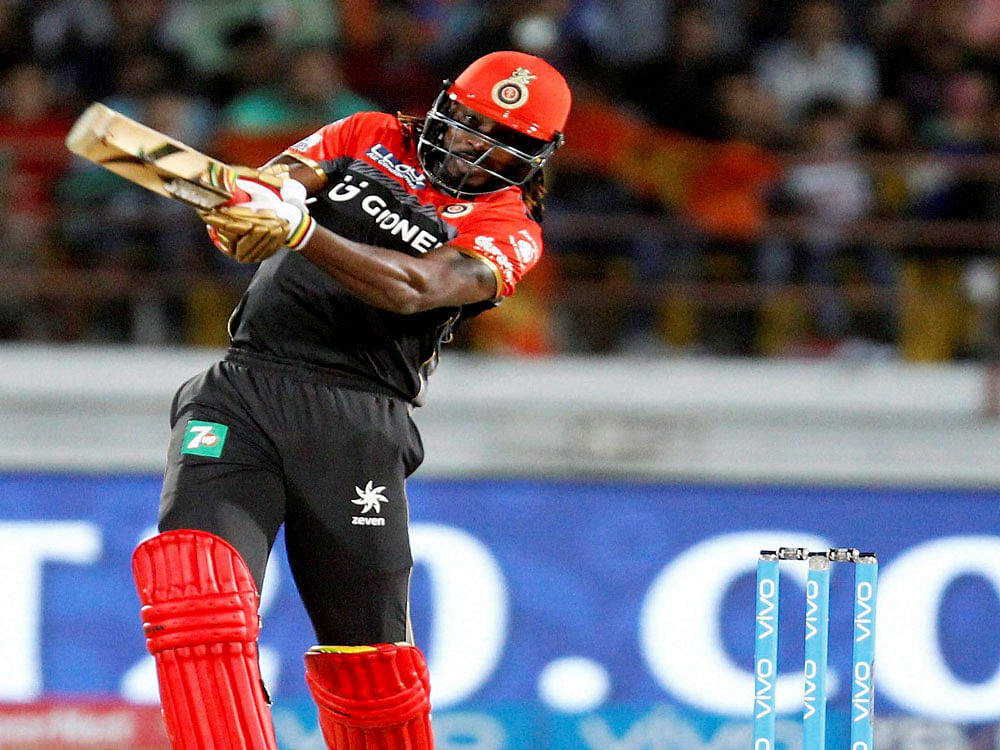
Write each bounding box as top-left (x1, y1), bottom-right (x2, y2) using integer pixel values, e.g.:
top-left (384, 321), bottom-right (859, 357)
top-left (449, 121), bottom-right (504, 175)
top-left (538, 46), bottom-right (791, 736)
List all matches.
top-left (1, 0), bottom-right (999, 360)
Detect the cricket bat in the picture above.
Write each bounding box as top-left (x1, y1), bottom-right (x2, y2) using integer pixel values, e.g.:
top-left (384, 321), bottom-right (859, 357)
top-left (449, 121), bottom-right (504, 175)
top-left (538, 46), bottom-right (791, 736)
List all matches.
top-left (65, 103), bottom-right (279, 210)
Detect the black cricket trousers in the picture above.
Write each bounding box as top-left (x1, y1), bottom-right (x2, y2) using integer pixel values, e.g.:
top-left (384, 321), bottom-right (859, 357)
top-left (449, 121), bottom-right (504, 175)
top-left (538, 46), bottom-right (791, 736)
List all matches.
top-left (157, 352), bottom-right (424, 645)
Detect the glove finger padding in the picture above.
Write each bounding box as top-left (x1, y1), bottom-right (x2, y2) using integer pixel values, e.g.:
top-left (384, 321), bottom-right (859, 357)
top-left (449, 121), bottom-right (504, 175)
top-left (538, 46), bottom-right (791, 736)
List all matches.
top-left (259, 162), bottom-right (292, 184)
top-left (234, 224), bottom-right (286, 264)
top-left (205, 224), bottom-right (235, 257)
top-left (203, 207), bottom-right (289, 263)
top-left (198, 212), bottom-right (236, 257)
top-left (225, 211), bottom-right (287, 263)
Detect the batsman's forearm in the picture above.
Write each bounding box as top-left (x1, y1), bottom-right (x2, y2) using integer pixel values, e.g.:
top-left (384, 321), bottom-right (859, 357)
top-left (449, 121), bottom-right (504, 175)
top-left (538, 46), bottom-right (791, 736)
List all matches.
top-left (299, 226), bottom-right (432, 314)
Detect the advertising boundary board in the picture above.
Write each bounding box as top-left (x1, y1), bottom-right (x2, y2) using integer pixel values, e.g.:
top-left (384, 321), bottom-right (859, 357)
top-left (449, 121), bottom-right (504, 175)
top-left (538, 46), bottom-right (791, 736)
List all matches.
top-left (1, 472), bottom-right (999, 749)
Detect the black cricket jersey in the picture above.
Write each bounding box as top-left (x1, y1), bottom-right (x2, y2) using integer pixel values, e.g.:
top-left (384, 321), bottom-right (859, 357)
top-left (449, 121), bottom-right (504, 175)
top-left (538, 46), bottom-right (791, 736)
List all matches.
top-left (226, 112), bottom-right (544, 403)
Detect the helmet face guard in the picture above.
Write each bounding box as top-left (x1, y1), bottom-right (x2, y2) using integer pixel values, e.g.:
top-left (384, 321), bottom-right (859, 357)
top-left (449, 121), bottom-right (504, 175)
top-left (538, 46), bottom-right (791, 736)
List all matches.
top-left (417, 89), bottom-right (563, 197)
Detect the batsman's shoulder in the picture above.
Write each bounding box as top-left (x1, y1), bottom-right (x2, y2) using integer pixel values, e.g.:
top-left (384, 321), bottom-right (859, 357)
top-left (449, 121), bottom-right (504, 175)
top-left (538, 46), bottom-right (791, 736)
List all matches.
top-left (287, 110), bottom-right (396, 163)
top-left (327, 110), bottom-right (405, 148)
top-left (345, 110), bottom-right (400, 133)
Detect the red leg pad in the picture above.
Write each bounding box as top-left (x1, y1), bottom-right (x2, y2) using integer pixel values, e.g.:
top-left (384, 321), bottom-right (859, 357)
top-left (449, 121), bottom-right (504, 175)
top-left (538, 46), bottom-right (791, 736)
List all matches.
top-left (132, 530), bottom-right (278, 750)
top-left (305, 643), bottom-right (434, 750)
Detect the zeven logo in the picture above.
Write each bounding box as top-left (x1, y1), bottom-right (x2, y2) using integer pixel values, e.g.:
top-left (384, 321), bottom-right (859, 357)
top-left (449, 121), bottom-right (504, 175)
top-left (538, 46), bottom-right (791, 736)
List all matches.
top-left (351, 480), bottom-right (388, 527)
top-left (181, 420), bottom-right (228, 458)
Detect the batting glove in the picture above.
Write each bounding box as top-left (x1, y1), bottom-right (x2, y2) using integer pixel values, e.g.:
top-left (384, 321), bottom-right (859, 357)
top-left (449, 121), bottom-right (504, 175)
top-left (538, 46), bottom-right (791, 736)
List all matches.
top-left (201, 175), bottom-right (316, 263)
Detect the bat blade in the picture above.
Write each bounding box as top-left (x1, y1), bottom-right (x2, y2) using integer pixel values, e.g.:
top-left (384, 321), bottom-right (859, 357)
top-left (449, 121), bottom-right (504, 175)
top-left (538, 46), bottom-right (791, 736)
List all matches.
top-left (65, 103), bottom-right (233, 210)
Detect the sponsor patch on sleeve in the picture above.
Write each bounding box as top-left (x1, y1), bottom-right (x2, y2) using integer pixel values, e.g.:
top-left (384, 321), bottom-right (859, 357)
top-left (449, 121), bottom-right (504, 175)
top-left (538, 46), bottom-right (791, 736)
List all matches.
top-left (472, 235), bottom-right (517, 296)
top-left (453, 212), bottom-right (543, 297)
top-left (509, 229), bottom-right (540, 266)
top-left (290, 131), bottom-right (323, 152)
top-left (181, 420), bottom-right (229, 458)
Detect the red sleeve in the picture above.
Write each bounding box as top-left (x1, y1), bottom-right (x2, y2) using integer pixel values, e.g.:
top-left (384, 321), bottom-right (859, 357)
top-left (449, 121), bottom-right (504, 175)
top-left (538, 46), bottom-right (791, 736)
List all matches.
top-left (448, 206), bottom-right (543, 298)
top-left (282, 113), bottom-right (370, 162)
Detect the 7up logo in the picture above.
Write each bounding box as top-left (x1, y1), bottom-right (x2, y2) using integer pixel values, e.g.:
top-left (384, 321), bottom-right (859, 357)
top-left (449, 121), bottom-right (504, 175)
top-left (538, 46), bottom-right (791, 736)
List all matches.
top-left (181, 420), bottom-right (229, 457)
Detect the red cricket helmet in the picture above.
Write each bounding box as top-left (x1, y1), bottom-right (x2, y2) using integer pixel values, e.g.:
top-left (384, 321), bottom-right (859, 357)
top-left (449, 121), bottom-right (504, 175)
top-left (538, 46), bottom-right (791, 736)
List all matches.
top-left (448, 50), bottom-right (572, 142)
top-left (417, 51), bottom-right (572, 197)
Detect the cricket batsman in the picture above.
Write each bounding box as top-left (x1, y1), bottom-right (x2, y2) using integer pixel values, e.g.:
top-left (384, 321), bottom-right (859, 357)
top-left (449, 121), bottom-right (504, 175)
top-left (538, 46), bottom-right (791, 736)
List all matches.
top-left (130, 50), bottom-right (572, 749)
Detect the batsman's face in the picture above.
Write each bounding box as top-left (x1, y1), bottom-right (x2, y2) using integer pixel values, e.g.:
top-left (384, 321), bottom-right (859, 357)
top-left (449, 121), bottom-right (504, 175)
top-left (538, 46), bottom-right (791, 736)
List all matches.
top-left (439, 102), bottom-right (543, 187)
